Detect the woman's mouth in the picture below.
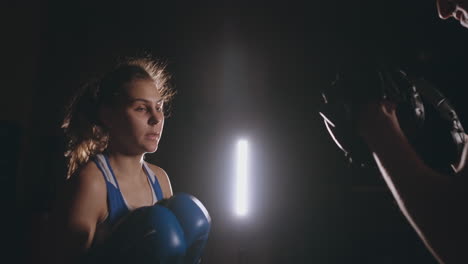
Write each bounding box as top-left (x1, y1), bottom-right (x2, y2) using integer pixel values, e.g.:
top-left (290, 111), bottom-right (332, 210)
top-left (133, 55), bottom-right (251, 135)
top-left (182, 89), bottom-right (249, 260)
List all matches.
top-left (145, 133), bottom-right (160, 141)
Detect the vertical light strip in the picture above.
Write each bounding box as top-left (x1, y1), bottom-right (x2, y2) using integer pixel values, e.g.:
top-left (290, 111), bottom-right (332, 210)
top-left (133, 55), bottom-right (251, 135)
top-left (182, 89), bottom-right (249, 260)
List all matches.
top-left (236, 139), bottom-right (249, 216)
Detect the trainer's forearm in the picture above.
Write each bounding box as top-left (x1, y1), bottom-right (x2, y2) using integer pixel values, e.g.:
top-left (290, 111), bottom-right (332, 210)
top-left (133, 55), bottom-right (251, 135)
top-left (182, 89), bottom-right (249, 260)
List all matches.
top-left (359, 105), bottom-right (468, 264)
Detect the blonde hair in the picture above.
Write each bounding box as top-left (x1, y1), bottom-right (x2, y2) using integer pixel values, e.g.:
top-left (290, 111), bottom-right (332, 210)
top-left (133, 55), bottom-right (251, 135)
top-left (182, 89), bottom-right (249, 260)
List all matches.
top-left (61, 57), bottom-right (175, 178)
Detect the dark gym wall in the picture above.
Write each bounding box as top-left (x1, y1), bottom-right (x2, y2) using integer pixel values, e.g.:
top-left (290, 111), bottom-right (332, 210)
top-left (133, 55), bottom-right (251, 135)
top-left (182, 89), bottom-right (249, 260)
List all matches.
top-left (3, 1), bottom-right (468, 263)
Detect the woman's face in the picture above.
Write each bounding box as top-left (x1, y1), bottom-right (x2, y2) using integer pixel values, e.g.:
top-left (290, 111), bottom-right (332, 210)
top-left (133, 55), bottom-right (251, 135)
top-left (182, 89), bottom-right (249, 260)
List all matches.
top-left (106, 79), bottom-right (165, 155)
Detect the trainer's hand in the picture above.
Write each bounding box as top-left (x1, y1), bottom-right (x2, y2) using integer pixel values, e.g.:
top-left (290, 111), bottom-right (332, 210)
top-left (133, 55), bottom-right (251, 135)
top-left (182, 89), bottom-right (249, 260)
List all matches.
top-left (357, 100), bottom-right (400, 140)
top-left (451, 134), bottom-right (468, 175)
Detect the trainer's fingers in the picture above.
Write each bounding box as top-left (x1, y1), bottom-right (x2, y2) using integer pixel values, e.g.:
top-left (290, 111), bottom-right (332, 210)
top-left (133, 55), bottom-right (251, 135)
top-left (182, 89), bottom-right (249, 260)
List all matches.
top-left (381, 100), bottom-right (397, 116)
top-left (452, 134), bottom-right (468, 174)
top-left (357, 100), bottom-right (399, 137)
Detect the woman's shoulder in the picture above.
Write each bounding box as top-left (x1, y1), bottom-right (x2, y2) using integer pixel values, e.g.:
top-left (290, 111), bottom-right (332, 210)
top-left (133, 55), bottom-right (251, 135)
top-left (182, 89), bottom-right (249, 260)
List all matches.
top-left (68, 159), bottom-right (106, 196)
top-left (145, 162), bottom-right (173, 198)
top-left (145, 162), bottom-right (167, 176)
top-left (54, 159), bottom-right (108, 227)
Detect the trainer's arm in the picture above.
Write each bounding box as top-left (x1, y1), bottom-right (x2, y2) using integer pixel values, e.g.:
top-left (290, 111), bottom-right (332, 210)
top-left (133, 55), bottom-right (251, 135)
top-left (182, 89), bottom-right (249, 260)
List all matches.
top-left (358, 101), bottom-right (468, 264)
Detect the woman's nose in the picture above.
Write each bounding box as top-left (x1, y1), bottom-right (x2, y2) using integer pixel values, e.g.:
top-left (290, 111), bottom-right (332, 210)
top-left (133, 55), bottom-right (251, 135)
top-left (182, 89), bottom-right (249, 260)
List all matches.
top-left (437, 0), bottom-right (457, 19)
top-left (148, 110), bottom-right (162, 125)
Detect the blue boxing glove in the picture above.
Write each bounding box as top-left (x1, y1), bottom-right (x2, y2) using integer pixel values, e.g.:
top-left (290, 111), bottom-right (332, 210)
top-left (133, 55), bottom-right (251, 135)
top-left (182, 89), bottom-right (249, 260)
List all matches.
top-left (84, 205), bottom-right (187, 264)
top-left (163, 193), bottom-right (211, 264)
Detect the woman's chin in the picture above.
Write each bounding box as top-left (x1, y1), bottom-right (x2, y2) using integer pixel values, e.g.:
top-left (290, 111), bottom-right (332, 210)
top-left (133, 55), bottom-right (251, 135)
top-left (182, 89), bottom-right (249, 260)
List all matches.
top-left (144, 144), bottom-right (159, 153)
top-left (137, 139), bottom-right (160, 154)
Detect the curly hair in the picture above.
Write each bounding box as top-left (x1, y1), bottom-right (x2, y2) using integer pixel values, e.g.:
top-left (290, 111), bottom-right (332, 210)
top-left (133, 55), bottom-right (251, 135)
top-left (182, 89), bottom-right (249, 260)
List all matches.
top-left (61, 57), bottom-right (176, 178)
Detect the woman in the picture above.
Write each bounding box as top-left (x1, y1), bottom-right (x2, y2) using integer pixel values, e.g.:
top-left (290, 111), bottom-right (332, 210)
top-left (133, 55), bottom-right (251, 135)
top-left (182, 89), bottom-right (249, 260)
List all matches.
top-left (44, 57), bottom-right (177, 263)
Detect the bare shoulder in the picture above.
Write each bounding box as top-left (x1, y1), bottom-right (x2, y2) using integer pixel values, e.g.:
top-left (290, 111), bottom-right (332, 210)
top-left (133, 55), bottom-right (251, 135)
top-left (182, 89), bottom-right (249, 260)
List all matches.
top-left (69, 161), bottom-right (106, 196)
top-left (146, 162), bottom-right (173, 198)
top-left (47, 159), bottom-right (108, 258)
top-left (62, 160), bottom-right (107, 223)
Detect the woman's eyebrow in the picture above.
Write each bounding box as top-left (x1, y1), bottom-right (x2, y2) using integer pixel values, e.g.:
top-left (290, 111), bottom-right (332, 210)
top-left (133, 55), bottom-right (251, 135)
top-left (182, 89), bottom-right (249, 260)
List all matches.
top-left (129, 98), bottom-right (164, 104)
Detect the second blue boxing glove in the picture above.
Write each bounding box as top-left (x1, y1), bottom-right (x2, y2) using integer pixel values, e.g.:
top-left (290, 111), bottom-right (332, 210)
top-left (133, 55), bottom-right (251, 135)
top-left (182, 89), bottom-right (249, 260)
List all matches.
top-left (164, 193), bottom-right (211, 264)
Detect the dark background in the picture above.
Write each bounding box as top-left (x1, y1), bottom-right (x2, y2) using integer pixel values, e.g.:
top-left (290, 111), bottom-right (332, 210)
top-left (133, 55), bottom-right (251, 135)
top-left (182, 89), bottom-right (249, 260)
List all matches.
top-left (3, 0), bottom-right (468, 263)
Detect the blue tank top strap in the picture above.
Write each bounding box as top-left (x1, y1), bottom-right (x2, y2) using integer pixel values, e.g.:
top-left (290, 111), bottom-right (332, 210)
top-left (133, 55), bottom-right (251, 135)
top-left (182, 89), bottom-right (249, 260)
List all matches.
top-left (92, 154), bottom-right (129, 226)
top-left (142, 162), bottom-right (164, 201)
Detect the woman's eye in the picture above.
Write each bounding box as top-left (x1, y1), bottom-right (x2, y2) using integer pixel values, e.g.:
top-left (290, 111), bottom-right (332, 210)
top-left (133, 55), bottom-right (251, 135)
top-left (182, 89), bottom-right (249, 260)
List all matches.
top-left (136, 107), bottom-right (147, 112)
top-left (156, 103), bottom-right (164, 112)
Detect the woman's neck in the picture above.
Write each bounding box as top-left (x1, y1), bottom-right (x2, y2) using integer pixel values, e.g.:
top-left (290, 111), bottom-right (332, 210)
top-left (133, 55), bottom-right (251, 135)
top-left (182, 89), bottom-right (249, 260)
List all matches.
top-left (105, 150), bottom-right (145, 181)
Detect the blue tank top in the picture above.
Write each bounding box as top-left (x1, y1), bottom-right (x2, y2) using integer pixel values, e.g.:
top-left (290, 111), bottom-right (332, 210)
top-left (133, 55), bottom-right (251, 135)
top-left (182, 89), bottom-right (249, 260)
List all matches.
top-left (91, 153), bottom-right (164, 245)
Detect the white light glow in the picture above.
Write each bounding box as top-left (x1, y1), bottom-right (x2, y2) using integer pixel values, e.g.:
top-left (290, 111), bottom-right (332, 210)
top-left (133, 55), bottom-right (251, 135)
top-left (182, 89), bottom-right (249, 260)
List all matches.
top-left (235, 139), bottom-right (249, 217)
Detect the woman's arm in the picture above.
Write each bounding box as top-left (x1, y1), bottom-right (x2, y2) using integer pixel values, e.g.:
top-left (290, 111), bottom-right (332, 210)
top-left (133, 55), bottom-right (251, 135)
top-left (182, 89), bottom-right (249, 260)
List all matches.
top-left (44, 162), bottom-right (107, 264)
top-left (358, 101), bottom-right (468, 264)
